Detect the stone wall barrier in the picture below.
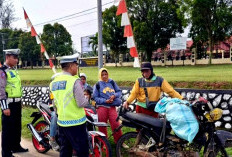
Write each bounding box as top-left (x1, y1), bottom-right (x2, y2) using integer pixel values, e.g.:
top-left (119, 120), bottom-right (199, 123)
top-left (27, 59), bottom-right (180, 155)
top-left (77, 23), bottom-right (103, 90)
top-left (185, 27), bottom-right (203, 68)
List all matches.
top-left (22, 86), bottom-right (232, 131)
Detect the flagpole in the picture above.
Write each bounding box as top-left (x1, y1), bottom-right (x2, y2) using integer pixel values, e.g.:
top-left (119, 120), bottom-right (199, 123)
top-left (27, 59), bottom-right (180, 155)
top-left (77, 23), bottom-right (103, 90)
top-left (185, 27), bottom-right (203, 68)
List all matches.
top-left (97, 0), bottom-right (103, 69)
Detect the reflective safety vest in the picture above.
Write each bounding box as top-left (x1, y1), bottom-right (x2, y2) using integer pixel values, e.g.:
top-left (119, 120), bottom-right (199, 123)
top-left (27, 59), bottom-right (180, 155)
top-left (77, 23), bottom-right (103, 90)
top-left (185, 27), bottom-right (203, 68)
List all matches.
top-left (50, 74), bottom-right (86, 127)
top-left (5, 69), bottom-right (22, 98)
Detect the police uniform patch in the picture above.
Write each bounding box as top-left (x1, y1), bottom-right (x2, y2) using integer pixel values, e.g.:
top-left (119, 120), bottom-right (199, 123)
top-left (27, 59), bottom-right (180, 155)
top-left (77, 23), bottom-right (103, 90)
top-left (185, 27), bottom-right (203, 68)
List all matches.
top-left (9, 71), bottom-right (16, 78)
top-left (52, 81), bottom-right (67, 91)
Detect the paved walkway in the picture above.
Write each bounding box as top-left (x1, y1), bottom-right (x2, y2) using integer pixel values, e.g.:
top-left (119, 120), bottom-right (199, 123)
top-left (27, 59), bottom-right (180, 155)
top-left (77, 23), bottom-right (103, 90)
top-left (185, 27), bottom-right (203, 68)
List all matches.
top-left (0, 133), bottom-right (59, 157)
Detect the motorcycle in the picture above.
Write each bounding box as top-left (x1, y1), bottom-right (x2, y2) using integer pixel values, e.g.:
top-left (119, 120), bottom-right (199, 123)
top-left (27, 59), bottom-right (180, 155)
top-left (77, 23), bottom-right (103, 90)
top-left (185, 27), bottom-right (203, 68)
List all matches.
top-left (116, 97), bottom-right (232, 157)
top-left (27, 101), bottom-right (112, 157)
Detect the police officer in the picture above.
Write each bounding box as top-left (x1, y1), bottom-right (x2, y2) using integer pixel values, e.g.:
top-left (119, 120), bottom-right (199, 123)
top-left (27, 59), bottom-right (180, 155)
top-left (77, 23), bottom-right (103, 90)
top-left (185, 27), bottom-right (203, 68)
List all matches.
top-left (0, 49), bottom-right (28, 157)
top-left (50, 54), bottom-right (89, 157)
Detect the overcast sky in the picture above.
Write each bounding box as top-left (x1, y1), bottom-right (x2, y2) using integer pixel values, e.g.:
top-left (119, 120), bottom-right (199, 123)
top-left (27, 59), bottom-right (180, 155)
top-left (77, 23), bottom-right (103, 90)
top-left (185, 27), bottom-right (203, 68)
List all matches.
top-left (12, 0), bottom-right (189, 53)
top-left (12, 0), bottom-right (114, 52)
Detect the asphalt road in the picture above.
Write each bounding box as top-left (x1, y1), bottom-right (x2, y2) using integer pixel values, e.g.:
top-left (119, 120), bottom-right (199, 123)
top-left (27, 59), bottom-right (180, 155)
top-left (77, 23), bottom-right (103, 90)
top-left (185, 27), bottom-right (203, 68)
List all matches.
top-left (0, 133), bottom-right (59, 157)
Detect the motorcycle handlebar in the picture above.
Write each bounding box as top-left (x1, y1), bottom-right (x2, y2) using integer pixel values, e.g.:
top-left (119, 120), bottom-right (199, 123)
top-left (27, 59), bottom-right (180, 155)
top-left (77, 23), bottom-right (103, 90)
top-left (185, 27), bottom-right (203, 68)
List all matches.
top-left (116, 105), bottom-right (131, 121)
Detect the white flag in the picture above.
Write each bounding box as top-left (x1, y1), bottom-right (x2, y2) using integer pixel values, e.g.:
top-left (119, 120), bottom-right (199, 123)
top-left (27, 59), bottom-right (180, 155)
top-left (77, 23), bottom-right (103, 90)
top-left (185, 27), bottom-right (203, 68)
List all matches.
top-left (35, 35), bottom-right (41, 44)
top-left (121, 13), bottom-right (130, 26)
top-left (26, 18), bottom-right (32, 28)
top-left (52, 66), bottom-right (57, 74)
top-left (127, 36), bottom-right (135, 48)
top-left (44, 51), bottom-right (49, 60)
top-left (133, 57), bottom-right (140, 67)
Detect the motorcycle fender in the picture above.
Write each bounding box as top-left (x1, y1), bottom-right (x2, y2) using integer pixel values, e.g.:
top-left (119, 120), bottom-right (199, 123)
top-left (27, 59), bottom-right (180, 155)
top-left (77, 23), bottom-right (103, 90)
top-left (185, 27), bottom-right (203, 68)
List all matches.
top-left (30, 112), bottom-right (42, 125)
top-left (88, 131), bottom-right (106, 137)
top-left (215, 130), bottom-right (232, 148)
top-left (88, 131), bottom-right (106, 149)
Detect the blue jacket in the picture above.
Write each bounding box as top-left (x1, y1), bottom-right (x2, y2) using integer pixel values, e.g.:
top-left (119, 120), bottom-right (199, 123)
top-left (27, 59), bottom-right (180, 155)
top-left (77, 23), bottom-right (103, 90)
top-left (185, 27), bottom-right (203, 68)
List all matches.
top-left (93, 79), bottom-right (122, 107)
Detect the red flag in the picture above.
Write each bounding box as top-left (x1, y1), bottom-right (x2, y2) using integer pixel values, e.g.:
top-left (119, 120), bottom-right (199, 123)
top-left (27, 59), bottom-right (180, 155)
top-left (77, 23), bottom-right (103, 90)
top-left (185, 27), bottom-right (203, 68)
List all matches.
top-left (49, 59), bottom-right (54, 68)
top-left (130, 47), bottom-right (138, 57)
top-left (40, 43), bottom-right (45, 53)
top-left (116, 0), bottom-right (127, 15)
top-left (124, 25), bottom-right (133, 37)
top-left (31, 26), bottom-right (37, 36)
top-left (23, 8), bottom-right (29, 19)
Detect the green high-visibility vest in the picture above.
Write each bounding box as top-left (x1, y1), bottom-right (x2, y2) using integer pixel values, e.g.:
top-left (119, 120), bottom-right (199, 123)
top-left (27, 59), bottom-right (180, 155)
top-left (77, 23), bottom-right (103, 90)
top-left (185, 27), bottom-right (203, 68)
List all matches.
top-left (5, 69), bottom-right (22, 98)
top-left (50, 74), bottom-right (86, 127)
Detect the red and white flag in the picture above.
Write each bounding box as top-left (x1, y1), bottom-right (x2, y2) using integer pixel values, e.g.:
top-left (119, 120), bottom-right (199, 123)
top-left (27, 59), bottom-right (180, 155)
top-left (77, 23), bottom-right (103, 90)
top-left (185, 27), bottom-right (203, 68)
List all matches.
top-left (23, 8), bottom-right (56, 73)
top-left (116, 0), bottom-right (140, 67)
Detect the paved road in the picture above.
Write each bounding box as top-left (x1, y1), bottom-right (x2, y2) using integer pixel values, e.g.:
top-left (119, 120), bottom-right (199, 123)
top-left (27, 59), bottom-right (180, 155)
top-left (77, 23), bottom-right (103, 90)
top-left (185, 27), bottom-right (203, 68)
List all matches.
top-left (0, 133), bottom-right (59, 157)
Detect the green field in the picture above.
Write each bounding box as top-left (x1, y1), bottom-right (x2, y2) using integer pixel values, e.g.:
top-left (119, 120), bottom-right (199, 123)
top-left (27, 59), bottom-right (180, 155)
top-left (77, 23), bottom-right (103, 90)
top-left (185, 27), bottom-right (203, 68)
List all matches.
top-left (19, 64), bottom-right (232, 89)
top-left (19, 64), bottom-right (232, 82)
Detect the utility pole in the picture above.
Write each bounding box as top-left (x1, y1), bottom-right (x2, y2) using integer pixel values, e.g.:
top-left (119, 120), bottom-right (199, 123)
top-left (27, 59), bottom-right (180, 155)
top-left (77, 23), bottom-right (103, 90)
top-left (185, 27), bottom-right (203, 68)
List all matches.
top-left (97, 0), bottom-right (103, 69)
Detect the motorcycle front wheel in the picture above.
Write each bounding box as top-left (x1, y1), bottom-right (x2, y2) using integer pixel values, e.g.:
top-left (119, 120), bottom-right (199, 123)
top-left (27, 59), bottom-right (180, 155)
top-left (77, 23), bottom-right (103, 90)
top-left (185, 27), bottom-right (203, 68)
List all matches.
top-left (32, 121), bottom-right (50, 153)
top-left (116, 132), bottom-right (152, 157)
top-left (204, 146), bottom-right (228, 157)
top-left (90, 136), bottom-right (112, 157)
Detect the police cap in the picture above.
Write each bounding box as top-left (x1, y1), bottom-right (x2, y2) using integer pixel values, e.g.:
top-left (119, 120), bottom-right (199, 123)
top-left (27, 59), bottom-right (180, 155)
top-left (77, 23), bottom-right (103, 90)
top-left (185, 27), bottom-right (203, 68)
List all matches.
top-left (57, 53), bottom-right (79, 64)
top-left (4, 49), bottom-right (20, 56)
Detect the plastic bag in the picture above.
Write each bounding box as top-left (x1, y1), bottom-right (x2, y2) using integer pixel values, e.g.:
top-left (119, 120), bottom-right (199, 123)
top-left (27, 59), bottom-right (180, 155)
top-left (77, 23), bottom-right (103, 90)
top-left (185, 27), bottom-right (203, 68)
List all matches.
top-left (156, 97), bottom-right (199, 143)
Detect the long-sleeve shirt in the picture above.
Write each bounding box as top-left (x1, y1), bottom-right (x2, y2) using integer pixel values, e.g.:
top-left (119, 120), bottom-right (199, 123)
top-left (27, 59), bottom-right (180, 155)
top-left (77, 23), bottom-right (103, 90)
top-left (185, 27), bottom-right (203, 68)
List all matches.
top-left (0, 64), bottom-right (10, 110)
top-left (73, 78), bottom-right (89, 107)
top-left (127, 76), bottom-right (183, 108)
top-left (93, 79), bottom-right (122, 107)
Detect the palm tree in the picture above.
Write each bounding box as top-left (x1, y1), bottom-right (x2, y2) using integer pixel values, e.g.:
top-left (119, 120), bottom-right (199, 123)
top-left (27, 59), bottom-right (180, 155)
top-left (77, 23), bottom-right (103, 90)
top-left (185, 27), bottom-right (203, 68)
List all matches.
top-left (88, 34), bottom-right (98, 56)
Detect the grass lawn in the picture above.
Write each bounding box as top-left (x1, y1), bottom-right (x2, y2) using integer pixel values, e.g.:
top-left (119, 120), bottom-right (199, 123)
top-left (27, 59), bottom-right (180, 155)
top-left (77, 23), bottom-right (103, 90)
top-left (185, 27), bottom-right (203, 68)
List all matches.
top-left (19, 64), bottom-right (232, 86)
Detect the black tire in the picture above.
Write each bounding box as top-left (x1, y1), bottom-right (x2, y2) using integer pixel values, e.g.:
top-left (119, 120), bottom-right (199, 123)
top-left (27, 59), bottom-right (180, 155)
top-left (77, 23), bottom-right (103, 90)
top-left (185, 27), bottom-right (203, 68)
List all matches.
top-left (116, 132), bottom-right (151, 157)
top-left (204, 145), bottom-right (228, 157)
top-left (32, 121), bottom-right (50, 153)
top-left (91, 136), bottom-right (112, 157)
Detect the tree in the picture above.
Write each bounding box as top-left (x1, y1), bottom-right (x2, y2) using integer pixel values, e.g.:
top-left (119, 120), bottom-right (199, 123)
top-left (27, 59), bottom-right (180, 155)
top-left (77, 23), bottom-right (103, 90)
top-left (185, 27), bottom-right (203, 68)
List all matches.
top-left (126, 0), bottom-right (185, 61)
top-left (41, 23), bottom-right (73, 60)
top-left (88, 34), bottom-right (98, 56)
top-left (182, 0), bottom-right (232, 64)
top-left (19, 32), bottom-right (40, 68)
top-left (0, 0), bottom-right (16, 28)
top-left (7, 29), bottom-right (24, 48)
top-left (102, 6), bottom-right (127, 62)
top-left (0, 28), bottom-right (13, 62)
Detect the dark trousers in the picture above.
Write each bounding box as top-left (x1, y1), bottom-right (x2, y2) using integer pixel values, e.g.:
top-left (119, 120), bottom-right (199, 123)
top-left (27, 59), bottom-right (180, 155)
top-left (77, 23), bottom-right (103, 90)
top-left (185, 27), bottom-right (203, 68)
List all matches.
top-left (1, 102), bottom-right (22, 157)
top-left (59, 123), bottom-right (89, 157)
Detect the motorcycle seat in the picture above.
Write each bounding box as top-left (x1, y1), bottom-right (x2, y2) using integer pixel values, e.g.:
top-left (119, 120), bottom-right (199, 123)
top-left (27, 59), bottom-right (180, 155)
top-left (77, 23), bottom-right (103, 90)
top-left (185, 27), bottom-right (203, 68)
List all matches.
top-left (125, 112), bottom-right (170, 129)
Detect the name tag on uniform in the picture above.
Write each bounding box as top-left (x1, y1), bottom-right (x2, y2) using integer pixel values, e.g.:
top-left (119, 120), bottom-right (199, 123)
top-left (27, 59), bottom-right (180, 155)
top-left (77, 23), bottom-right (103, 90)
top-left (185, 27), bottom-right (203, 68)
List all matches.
top-left (52, 81), bottom-right (67, 91)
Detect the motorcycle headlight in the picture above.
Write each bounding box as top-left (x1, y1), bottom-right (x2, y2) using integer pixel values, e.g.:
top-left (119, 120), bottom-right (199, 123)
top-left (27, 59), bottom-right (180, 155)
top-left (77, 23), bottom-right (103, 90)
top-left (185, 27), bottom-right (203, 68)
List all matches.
top-left (205, 108), bottom-right (223, 122)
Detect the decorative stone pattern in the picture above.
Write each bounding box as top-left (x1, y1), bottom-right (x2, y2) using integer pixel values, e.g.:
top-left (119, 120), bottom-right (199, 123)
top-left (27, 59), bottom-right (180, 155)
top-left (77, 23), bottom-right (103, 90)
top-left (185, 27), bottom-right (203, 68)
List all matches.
top-left (22, 86), bottom-right (232, 130)
top-left (22, 86), bottom-right (50, 106)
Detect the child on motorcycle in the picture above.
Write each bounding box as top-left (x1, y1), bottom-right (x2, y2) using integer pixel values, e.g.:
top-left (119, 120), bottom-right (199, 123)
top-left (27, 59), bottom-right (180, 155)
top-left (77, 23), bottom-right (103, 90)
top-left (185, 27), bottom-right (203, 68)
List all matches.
top-left (84, 88), bottom-right (96, 107)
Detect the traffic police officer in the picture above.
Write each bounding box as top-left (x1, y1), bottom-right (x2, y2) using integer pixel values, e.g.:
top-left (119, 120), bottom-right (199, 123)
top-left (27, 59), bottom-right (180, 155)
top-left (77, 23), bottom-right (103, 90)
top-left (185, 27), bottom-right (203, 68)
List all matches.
top-left (0, 49), bottom-right (28, 157)
top-left (50, 54), bottom-right (89, 157)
